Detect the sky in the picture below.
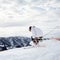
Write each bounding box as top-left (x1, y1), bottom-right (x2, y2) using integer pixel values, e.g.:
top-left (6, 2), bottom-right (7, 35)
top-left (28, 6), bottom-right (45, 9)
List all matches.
top-left (0, 0), bottom-right (60, 37)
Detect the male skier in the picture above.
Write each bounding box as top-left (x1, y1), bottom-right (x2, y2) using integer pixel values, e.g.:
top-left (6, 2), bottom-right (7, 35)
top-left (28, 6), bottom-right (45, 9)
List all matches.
top-left (29, 26), bottom-right (43, 46)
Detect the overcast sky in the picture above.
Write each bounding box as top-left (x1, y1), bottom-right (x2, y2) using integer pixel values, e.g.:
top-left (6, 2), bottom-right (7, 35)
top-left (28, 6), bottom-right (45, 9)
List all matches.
top-left (0, 0), bottom-right (60, 36)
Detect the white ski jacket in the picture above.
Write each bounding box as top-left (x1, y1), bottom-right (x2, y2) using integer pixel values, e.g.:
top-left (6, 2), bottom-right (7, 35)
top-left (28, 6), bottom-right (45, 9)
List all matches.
top-left (31, 26), bottom-right (43, 38)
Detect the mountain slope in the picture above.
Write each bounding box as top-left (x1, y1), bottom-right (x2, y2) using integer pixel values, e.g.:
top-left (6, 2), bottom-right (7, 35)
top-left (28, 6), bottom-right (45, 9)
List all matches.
top-left (0, 39), bottom-right (60, 60)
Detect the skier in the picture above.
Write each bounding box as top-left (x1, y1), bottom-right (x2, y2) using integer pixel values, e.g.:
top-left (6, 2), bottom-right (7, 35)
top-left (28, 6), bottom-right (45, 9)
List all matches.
top-left (29, 26), bottom-right (43, 46)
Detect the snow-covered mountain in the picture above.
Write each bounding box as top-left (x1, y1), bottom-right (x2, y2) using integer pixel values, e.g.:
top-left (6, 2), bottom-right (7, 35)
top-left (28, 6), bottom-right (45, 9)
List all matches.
top-left (0, 36), bottom-right (31, 51)
top-left (0, 40), bottom-right (60, 60)
top-left (0, 0), bottom-right (60, 60)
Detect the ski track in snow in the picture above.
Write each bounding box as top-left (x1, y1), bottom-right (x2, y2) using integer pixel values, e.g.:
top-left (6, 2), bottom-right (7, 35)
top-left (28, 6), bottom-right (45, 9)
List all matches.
top-left (0, 40), bottom-right (60, 60)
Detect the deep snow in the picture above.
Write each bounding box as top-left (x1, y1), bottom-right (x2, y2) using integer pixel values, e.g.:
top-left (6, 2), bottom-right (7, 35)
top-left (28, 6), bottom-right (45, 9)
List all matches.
top-left (0, 39), bottom-right (60, 60)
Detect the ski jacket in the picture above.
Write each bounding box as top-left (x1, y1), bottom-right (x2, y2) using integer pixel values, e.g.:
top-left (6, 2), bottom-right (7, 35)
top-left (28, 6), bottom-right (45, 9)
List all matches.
top-left (31, 26), bottom-right (43, 38)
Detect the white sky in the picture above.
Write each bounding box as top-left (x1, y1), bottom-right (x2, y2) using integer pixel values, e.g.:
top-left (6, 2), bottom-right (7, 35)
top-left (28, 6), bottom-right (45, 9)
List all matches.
top-left (0, 0), bottom-right (60, 37)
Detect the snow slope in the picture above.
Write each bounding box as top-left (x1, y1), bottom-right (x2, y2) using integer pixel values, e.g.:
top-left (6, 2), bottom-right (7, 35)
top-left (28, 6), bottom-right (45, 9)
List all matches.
top-left (0, 39), bottom-right (60, 60)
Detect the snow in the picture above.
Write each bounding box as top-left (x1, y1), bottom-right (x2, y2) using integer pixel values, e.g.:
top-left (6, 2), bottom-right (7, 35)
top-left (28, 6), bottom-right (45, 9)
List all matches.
top-left (0, 0), bottom-right (60, 60)
top-left (0, 39), bottom-right (60, 60)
